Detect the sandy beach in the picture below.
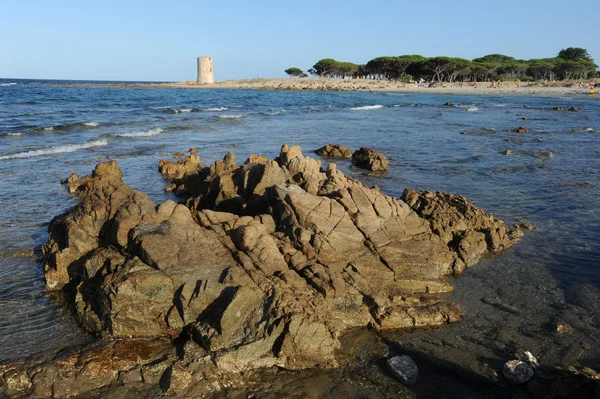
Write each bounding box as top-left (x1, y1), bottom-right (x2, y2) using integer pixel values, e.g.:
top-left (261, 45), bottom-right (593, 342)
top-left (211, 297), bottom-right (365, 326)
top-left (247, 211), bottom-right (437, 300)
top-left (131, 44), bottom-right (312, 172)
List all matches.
top-left (97, 78), bottom-right (600, 96)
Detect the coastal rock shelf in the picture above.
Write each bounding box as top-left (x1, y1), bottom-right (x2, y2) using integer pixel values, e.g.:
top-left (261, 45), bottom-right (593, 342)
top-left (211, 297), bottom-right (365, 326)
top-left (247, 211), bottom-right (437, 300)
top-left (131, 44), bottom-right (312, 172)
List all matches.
top-left (1, 145), bottom-right (522, 397)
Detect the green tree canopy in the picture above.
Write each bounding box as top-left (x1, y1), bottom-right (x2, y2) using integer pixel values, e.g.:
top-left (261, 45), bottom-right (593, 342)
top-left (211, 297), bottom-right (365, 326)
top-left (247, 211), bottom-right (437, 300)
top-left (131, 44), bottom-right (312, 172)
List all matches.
top-left (284, 67), bottom-right (304, 78)
top-left (557, 47), bottom-right (592, 62)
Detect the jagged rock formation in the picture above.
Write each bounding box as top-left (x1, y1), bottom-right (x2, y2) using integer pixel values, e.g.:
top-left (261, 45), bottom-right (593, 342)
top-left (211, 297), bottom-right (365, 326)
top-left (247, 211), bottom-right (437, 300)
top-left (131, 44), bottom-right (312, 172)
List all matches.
top-left (352, 147), bottom-right (389, 171)
top-left (315, 144), bottom-right (352, 158)
top-left (2, 145), bottom-right (523, 397)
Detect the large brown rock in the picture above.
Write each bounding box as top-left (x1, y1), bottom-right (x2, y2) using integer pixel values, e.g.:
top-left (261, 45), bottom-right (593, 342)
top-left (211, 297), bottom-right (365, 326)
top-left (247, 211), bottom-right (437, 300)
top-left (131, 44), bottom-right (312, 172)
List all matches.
top-left (23, 144), bottom-right (522, 397)
top-left (352, 147), bottom-right (389, 171)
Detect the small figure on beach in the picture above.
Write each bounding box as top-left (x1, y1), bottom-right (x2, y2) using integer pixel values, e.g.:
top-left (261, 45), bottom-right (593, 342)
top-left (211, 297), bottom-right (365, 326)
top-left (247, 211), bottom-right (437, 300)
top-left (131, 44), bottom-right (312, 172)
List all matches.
top-left (473, 79), bottom-right (477, 88)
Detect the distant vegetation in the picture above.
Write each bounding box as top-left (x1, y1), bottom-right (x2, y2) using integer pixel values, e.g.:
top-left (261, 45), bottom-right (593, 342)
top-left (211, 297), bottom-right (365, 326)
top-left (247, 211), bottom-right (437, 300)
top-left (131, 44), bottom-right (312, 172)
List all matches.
top-left (307, 48), bottom-right (599, 82)
top-left (284, 67), bottom-right (307, 78)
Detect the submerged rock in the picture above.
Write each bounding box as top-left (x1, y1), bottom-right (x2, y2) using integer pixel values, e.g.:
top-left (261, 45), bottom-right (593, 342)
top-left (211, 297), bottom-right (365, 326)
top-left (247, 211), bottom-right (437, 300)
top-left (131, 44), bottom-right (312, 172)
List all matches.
top-left (502, 360), bottom-right (534, 384)
top-left (351, 147), bottom-right (389, 171)
top-left (387, 355), bottom-right (418, 384)
top-left (315, 144), bottom-right (352, 158)
top-left (12, 144), bottom-right (523, 397)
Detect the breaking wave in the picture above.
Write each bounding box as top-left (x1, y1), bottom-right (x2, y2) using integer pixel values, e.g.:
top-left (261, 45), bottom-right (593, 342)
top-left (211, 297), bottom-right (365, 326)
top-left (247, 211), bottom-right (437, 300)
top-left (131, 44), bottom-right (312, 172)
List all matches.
top-left (113, 128), bottom-right (164, 137)
top-left (0, 83), bottom-right (17, 87)
top-left (467, 107), bottom-right (479, 112)
top-left (349, 104), bottom-right (384, 111)
top-left (1, 132), bottom-right (22, 137)
top-left (218, 114), bottom-right (245, 119)
top-left (0, 139), bottom-right (108, 160)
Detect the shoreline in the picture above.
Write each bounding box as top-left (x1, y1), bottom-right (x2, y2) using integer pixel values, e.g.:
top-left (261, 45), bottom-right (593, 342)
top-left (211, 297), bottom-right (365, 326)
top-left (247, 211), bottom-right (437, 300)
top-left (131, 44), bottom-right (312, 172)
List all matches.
top-left (55, 78), bottom-right (600, 96)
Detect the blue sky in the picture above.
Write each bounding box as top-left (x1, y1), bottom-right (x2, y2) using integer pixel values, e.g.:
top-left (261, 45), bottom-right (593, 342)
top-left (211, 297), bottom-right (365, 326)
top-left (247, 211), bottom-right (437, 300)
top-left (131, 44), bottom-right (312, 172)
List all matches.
top-left (2, 0), bottom-right (599, 81)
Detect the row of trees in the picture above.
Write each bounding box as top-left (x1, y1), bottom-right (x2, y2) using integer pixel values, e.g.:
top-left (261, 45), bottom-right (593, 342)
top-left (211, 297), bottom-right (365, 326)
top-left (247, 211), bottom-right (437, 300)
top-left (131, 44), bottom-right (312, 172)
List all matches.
top-left (296, 48), bottom-right (598, 82)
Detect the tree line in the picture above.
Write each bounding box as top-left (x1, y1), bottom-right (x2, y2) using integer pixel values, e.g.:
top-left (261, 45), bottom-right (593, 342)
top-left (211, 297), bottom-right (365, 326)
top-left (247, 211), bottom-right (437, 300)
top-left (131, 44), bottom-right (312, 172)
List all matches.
top-left (286, 48), bottom-right (599, 82)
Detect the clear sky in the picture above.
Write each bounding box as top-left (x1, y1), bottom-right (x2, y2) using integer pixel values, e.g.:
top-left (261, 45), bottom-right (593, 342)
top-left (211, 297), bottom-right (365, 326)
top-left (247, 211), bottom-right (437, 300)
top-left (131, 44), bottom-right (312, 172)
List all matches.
top-left (2, 0), bottom-right (599, 81)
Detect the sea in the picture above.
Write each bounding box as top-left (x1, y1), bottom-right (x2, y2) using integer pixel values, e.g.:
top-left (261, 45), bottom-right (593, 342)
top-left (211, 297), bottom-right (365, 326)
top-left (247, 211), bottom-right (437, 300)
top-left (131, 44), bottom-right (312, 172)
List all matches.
top-left (0, 78), bottom-right (599, 369)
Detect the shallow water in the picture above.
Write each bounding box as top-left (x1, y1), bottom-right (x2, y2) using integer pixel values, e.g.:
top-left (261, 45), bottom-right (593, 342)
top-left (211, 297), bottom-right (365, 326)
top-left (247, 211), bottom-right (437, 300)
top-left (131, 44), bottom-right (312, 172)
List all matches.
top-left (0, 78), bottom-right (599, 364)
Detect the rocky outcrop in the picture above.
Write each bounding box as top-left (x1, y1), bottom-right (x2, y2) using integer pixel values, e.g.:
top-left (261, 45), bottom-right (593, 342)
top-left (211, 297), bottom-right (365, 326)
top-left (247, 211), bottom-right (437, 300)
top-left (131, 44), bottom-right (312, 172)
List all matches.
top-left (352, 147), bottom-right (389, 171)
top-left (315, 144), bottom-right (352, 158)
top-left (11, 145), bottom-right (523, 397)
top-left (158, 154), bottom-right (202, 180)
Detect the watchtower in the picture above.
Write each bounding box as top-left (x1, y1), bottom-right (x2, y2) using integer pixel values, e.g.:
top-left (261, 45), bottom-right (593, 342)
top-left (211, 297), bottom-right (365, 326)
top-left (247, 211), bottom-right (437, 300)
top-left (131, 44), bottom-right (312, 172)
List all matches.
top-left (197, 57), bottom-right (214, 84)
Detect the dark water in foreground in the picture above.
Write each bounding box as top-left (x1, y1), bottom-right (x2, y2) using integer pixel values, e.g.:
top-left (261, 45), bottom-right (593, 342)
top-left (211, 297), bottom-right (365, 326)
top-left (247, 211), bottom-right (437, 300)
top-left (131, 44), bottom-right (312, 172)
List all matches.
top-left (0, 78), bottom-right (599, 367)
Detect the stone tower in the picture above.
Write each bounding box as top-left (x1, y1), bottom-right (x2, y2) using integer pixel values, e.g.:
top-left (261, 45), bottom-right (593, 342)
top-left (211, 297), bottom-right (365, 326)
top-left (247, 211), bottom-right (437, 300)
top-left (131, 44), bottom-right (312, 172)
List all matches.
top-left (197, 56), bottom-right (214, 84)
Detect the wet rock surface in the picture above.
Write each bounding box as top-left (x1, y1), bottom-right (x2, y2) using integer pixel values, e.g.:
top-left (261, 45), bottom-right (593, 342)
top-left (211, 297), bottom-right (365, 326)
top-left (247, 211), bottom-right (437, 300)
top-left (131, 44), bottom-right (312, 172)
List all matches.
top-left (2, 145), bottom-right (525, 397)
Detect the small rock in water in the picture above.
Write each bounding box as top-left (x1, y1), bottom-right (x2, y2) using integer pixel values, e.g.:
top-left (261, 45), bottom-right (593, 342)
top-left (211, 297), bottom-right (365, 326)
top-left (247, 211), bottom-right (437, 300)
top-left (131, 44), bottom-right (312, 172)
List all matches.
top-left (387, 355), bottom-right (418, 385)
top-left (556, 321), bottom-right (570, 333)
top-left (512, 126), bottom-right (529, 133)
top-left (522, 117), bottom-right (529, 120)
top-left (553, 107), bottom-right (563, 111)
top-left (524, 105), bottom-right (531, 109)
top-left (352, 147), bottom-right (389, 171)
top-left (459, 131), bottom-right (466, 135)
top-left (581, 342), bottom-right (592, 350)
top-left (567, 107), bottom-right (578, 112)
top-left (315, 144), bottom-right (352, 158)
top-left (524, 351), bottom-right (539, 369)
top-left (444, 102), bottom-right (453, 106)
top-left (502, 360), bottom-right (534, 384)
top-left (188, 148), bottom-right (198, 155)
top-left (517, 223), bottom-right (534, 230)
top-left (502, 150), bottom-right (513, 155)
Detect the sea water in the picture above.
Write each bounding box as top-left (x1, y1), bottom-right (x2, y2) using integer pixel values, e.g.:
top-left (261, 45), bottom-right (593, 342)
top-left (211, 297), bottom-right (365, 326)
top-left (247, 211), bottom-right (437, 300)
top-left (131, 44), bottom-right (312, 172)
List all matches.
top-left (0, 78), bottom-right (599, 363)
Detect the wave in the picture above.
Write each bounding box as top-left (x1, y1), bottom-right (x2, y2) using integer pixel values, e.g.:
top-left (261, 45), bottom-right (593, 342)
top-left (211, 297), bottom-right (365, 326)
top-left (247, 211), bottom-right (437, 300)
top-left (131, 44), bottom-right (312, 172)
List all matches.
top-left (0, 139), bottom-right (108, 160)
top-left (0, 83), bottom-right (17, 87)
top-left (1, 132), bottom-right (23, 137)
top-left (218, 114), bottom-right (244, 119)
top-left (466, 107), bottom-right (479, 112)
top-left (114, 128), bottom-right (164, 137)
top-left (349, 105), bottom-right (384, 111)
top-left (36, 121), bottom-right (102, 133)
top-left (386, 93), bottom-right (407, 96)
top-left (168, 107), bottom-right (229, 114)
top-left (263, 110), bottom-right (285, 116)
top-left (169, 108), bottom-right (193, 114)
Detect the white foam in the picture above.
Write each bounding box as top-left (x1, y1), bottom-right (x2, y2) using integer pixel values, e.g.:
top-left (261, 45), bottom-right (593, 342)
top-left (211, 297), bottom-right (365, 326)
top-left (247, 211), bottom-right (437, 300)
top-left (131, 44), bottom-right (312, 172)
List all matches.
top-left (152, 106), bottom-right (173, 109)
top-left (0, 139), bottom-right (108, 160)
top-left (83, 122), bottom-right (100, 127)
top-left (466, 107), bottom-right (479, 112)
top-left (114, 128), bottom-right (164, 137)
top-left (2, 132), bottom-right (22, 137)
top-left (203, 107), bottom-right (228, 111)
top-left (43, 127), bottom-right (54, 131)
top-left (0, 83), bottom-right (17, 87)
top-left (264, 110), bottom-right (285, 116)
top-left (349, 104), bottom-right (384, 111)
top-left (177, 108), bottom-right (192, 113)
top-left (584, 127), bottom-right (595, 132)
top-left (218, 114), bottom-right (244, 119)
